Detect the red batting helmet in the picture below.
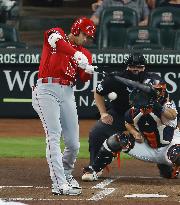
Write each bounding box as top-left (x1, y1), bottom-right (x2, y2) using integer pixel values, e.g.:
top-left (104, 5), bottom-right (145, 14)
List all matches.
top-left (71, 16), bottom-right (96, 38)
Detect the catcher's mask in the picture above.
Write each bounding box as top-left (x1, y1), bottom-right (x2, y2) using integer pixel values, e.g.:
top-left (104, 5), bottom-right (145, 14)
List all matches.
top-left (143, 77), bottom-right (167, 100)
top-left (125, 52), bottom-right (146, 81)
top-left (129, 76), bottom-right (167, 114)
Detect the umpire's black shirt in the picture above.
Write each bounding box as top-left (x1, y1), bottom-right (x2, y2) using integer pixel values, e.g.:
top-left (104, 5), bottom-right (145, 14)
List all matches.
top-left (96, 70), bottom-right (155, 116)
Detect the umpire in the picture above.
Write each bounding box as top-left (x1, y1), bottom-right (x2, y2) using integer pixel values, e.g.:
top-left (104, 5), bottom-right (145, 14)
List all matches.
top-left (82, 52), bottom-right (150, 181)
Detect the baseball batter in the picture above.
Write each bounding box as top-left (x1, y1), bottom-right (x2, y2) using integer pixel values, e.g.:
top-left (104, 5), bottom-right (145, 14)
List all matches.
top-left (32, 16), bottom-right (96, 196)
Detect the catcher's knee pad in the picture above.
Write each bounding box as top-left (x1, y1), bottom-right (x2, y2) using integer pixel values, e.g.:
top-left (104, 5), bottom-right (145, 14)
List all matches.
top-left (167, 144), bottom-right (180, 166)
top-left (92, 143), bottom-right (114, 172)
top-left (91, 132), bottom-right (135, 172)
top-left (107, 131), bottom-right (135, 153)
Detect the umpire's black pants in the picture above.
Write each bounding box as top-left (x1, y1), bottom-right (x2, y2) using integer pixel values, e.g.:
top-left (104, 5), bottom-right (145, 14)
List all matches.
top-left (88, 108), bottom-right (126, 165)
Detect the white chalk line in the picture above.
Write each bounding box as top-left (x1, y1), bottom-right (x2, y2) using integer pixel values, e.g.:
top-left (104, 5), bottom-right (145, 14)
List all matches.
top-left (0, 186), bottom-right (48, 189)
top-left (0, 178), bottom-right (116, 202)
top-left (0, 198), bottom-right (84, 201)
top-left (87, 188), bottom-right (115, 201)
top-left (92, 178), bottom-right (116, 189)
top-left (0, 175), bottom-right (162, 190)
top-left (0, 176), bottom-right (167, 202)
top-left (88, 178), bottom-right (118, 201)
top-left (124, 194), bottom-right (168, 198)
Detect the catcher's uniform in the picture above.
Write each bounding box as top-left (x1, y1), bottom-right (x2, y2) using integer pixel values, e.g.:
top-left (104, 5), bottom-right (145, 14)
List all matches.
top-left (32, 27), bottom-right (92, 190)
top-left (125, 100), bottom-right (180, 166)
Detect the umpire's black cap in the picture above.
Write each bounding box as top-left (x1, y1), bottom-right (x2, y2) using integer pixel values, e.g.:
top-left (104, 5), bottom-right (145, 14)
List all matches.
top-left (125, 52), bottom-right (146, 66)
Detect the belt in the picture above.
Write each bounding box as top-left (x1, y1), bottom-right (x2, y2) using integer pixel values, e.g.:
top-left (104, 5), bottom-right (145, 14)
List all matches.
top-left (39, 77), bottom-right (73, 86)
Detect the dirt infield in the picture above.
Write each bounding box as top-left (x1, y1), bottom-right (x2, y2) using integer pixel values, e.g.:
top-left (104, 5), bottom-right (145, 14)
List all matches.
top-left (0, 119), bottom-right (95, 137)
top-left (0, 119), bottom-right (180, 205)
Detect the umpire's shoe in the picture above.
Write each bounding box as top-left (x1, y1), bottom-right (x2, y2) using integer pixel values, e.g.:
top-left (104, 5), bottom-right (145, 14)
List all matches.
top-left (82, 166), bottom-right (102, 181)
top-left (52, 183), bottom-right (82, 196)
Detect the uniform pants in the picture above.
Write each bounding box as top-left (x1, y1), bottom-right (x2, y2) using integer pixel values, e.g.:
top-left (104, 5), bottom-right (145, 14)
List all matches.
top-left (32, 81), bottom-right (80, 189)
top-left (128, 128), bottom-right (180, 165)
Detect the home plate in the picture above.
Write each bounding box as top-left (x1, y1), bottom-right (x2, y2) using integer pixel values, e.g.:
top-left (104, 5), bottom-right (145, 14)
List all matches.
top-left (124, 194), bottom-right (168, 198)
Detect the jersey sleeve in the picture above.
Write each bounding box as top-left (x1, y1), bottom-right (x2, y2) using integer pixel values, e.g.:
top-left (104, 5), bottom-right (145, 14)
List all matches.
top-left (77, 48), bottom-right (92, 82)
top-left (45, 28), bottom-right (76, 56)
top-left (96, 76), bottom-right (113, 96)
top-left (162, 100), bottom-right (178, 128)
top-left (163, 100), bottom-right (177, 112)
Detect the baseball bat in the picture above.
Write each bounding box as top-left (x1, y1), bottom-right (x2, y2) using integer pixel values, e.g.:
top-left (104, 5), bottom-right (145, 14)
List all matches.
top-left (114, 76), bottom-right (153, 94)
top-left (94, 67), bottom-right (154, 94)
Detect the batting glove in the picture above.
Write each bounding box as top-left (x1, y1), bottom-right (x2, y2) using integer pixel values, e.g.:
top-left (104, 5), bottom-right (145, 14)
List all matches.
top-left (73, 51), bottom-right (89, 69)
top-left (85, 65), bottom-right (98, 74)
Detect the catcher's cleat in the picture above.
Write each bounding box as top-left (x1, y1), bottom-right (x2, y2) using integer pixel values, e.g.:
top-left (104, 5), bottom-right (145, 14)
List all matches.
top-left (52, 183), bottom-right (82, 196)
top-left (157, 164), bottom-right (173, 178)
top-left (66, 174), bottom-right (81, 188)
top-left (157, 164), bottom-right (179, 179)
top-left (81, 166), bottom-right (100, 181)
top-left (171, 165), bottom-right (180, 179)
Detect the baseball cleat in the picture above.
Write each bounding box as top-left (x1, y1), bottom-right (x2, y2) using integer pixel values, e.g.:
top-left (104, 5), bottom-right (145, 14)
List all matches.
top-left (82, 166), bottom-right (100, 181)
top-left (52, 183), bottom-right (82, 196)
top-left (66, 174), bottom-right (81, 188)
top-left (171, 165), bottom-right (179, 179)
top-left (157, 163), bottom-right (179, 179)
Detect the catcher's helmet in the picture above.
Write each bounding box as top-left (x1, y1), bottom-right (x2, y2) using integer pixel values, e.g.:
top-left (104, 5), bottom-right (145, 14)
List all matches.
top-left (129, 75), bottom-right (167, 111)
top-left (71, 16), bottom-right (96, 38)
top-left (125, 52), bottom-right (146, 67)
top-left (167, 145), bottom-right (180, 166)
top-left (143, 76), bottom-right (167, 99)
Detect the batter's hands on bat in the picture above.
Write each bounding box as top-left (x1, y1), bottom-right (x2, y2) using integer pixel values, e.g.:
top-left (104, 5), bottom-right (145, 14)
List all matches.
top-left (100, 113), bottom-right (113, 125)
top-left (85, 65), bottom-right (98, 74)
top-left (73, 51), bottom-right (98, 74)
top-left (73, 51), bottom-right (89, 69)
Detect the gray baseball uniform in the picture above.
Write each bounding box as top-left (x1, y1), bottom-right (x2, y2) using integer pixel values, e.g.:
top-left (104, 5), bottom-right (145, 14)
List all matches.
top-left (32, 25), bottom-right (93, 192)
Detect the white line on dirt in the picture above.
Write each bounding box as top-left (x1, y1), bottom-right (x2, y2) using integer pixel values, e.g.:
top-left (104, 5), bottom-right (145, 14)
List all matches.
top-left (124, 194), bottom-right (168, 198)
top-left (0, 199), bottom-right (28, 205)
top-left (88, 188), bottom-right (115, 201)
top-left (0, 176), bottom-right (163, 202)
top-left (0, 198), bottom-right (84, 201)
top-left (92, 178), bottom-right (116, 189)
top-left (0, 186), bottom-right (48, 189)
top-left (115, 176), bottom-right (162, 179)
top-left (88, 177), bottom-right (119, 201)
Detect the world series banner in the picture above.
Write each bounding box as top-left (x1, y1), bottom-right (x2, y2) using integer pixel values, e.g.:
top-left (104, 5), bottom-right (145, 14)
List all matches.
top-left (0, 49), bottom-right (179, 118)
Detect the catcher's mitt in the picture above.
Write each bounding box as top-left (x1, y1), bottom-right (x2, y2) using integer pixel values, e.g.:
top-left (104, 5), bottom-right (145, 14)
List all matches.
top-left (129, 88), bottom-right (155, 109)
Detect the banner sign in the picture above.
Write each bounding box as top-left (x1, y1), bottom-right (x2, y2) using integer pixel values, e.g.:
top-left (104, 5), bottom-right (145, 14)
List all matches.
top-left (0, 49), bottom-right (179, 118)
top-left (0, 49), bottom-right (180, 65)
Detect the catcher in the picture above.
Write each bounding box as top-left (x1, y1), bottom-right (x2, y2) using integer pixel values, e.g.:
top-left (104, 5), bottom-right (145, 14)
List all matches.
top-left (83, 75), bottom-right (180, 180)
